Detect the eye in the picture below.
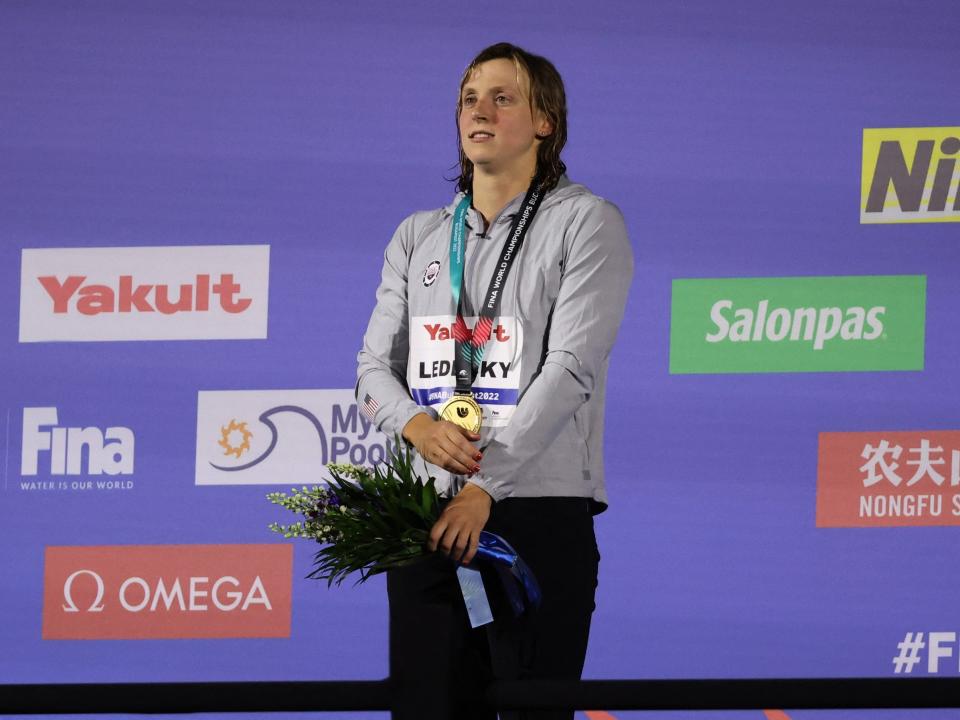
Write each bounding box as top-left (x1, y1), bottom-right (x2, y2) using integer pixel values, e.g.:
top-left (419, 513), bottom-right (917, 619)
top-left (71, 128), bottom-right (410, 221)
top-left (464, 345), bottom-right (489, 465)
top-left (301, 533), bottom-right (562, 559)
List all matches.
top-left (495, 94), bottom-right (510, 104)
top-left (462, 96), bottom-right (477, 107)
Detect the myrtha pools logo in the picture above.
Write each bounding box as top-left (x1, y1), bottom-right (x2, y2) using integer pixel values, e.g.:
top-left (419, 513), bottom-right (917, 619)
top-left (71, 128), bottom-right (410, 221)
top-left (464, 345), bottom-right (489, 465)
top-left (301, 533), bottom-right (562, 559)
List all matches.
top-left (194, 389), bottom-right (397, 485)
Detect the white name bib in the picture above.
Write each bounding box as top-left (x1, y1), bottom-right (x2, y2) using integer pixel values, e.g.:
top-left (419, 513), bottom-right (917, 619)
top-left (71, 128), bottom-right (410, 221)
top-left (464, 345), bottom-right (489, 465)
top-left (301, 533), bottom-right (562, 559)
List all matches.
top-left (408, 315), bottom-right (523, 428)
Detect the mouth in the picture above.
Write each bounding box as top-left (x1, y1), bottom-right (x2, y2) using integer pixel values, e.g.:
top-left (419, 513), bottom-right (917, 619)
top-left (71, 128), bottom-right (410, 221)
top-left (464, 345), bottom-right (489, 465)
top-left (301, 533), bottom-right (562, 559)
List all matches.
top-left (468, 130), bottom-right (495, 140)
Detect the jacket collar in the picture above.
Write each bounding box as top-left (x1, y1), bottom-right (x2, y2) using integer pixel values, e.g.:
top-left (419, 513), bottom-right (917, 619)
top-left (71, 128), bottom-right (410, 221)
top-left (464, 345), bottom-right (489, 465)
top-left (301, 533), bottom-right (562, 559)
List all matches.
top-left (443, 175), bottom-right (572, 227)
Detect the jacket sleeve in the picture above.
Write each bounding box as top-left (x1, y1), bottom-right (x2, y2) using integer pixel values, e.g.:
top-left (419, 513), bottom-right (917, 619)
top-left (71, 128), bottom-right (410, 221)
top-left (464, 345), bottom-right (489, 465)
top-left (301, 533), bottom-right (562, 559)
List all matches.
top-left (467, 199), bottom-right (634, 501)
top-left (356, 217), bottom-right (434, 438)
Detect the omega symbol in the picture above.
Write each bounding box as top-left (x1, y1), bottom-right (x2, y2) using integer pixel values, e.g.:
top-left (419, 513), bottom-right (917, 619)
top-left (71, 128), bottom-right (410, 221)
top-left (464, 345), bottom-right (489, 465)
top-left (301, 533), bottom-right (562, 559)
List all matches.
top-left (62, 569), bottom-right (106, 613)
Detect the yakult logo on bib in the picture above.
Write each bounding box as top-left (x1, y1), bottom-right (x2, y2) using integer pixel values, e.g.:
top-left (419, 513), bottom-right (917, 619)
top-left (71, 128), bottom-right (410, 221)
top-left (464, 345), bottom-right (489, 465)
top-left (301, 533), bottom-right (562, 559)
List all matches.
top-left (42, 544), bottom-right (292, 639)
top-left (19, 245), bottom-right (269, 342)
top-left (408, 315), bottom-right (523, 428)
top-left (195, 389), bottom-right (397, 485)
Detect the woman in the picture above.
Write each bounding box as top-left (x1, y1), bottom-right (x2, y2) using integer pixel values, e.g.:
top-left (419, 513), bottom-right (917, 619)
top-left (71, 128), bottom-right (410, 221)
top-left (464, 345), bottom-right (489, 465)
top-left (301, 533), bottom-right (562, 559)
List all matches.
top-left (356, 42), bottom-right (633, 720)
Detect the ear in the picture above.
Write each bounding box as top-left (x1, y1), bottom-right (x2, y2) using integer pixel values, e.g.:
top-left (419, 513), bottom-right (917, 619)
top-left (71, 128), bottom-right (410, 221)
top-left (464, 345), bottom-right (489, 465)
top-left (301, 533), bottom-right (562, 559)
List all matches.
top-left (534, 116), bottom-right (553, 140)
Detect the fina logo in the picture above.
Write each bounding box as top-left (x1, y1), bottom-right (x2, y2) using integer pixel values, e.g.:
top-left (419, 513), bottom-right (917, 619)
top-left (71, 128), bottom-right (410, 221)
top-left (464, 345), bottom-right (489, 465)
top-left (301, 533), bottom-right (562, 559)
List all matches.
top-left (21, 407), bottom-right (135, 477)
top-left (195, 389), bottom-right (397, 485)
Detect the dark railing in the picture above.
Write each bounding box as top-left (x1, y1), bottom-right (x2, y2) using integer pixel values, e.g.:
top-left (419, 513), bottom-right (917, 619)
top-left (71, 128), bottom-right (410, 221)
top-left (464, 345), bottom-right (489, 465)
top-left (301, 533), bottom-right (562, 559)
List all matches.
top-left (2, 678), bottom-right (960, 714)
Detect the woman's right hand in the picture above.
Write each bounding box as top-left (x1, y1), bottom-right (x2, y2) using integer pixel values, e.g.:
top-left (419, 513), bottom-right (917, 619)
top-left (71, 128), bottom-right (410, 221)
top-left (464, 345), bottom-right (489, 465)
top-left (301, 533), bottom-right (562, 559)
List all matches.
top-left (401, 413), bottom-right (482, 476)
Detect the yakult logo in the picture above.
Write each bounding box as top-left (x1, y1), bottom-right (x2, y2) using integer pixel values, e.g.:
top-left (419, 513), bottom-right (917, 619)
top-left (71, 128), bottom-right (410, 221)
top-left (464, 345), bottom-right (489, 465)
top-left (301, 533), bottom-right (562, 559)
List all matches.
top-left (19, 245), bottom-right (269, 342)
top-left (195, 389), bottom-right (396, 485)
top-left (38, 274), bottom-right (251, 315)
top-left (422, 321), bottom-right (512, 343)
top-left (42, 544), bottom-right (292, 639)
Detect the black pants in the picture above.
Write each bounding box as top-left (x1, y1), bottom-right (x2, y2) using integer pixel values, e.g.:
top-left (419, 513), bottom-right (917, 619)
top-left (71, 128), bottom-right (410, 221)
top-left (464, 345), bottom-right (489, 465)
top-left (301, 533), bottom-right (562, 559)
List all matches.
top-left (387, 497), bottom-right (600, 720)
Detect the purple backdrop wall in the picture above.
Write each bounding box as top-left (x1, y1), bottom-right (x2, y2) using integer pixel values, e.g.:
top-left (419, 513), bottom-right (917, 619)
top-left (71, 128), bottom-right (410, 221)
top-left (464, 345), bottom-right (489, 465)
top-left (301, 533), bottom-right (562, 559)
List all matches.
top-left (2, 1), bottom-right (959, 719)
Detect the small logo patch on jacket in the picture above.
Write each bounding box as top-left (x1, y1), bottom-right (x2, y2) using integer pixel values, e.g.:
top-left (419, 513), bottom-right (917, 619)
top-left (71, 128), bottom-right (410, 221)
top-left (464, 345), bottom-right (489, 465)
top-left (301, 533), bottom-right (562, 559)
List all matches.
top-left (422, 260), bottom-right (441, 287)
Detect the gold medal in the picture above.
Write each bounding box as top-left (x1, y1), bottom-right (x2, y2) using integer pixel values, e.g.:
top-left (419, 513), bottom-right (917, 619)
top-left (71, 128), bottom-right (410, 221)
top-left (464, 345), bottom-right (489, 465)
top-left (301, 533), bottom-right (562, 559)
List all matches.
top-left (438, 393), bottom-right (483, 433)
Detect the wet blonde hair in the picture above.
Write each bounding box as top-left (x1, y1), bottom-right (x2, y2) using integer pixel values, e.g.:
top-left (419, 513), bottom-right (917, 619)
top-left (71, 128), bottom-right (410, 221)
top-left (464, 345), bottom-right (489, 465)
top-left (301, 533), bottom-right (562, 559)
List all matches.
top-left (455, 43), bottom-right (568, 194)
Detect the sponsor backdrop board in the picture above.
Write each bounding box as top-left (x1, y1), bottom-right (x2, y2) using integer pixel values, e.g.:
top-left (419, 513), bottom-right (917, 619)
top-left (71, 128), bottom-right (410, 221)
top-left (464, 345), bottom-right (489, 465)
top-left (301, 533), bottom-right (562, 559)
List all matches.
top-left (1, 2), bottom-right (959, 719)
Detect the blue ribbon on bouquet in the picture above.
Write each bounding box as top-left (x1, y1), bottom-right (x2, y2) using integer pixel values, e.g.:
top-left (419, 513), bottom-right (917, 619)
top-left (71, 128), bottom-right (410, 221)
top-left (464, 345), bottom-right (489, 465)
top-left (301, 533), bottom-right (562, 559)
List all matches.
top-left (455, 531), bottom-right (541, 629)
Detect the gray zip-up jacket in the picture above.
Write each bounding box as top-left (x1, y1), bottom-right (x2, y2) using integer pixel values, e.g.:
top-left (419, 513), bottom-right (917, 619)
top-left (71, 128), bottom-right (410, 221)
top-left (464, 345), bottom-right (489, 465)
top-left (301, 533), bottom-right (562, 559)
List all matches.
top-left (356, 176), bottom-right (633, 511)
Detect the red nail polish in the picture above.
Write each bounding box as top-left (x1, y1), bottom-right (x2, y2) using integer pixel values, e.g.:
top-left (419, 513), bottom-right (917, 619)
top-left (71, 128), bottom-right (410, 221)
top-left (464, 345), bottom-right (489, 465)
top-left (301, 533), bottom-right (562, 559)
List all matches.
top-left (473, 465), bottom-right (481, 473)
top-left (474, 453), bottom-right (482, 461)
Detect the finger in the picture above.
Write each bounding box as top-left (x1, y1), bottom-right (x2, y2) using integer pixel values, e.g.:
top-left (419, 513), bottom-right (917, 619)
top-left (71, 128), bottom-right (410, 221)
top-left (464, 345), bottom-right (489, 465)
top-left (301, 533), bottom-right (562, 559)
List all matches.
top-left (451, 427), bottom-right (482, 456)
top-left (436, 448), bottom-right (473, 476)
top-left (439, 525), bottom-right (460, 557)
top-left (428, 518), bottom-right (447, 552)
top-left (453, 423), bottom-right (482, 444)
top-left (436, 436), bottom-right (478, 475)
top-left (424, 440), bottom-right (471, 473)
top-left (460, 529), bottom-right (479, 566)
top-left (441, 429), bottom-right (482, 468)
top-left (432, 512), bottom-right (457, 556)
top-left (451, 528), bottom-right (470, 563)
top-left (441, 421), bottom-right (483, 460)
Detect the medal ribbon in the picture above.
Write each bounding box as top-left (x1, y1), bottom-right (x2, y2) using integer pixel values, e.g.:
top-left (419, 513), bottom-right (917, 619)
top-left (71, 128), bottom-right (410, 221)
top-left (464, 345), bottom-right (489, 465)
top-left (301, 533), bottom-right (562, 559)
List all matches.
top-left (448, 179), bottom-right (546, 395)
top-left (455, 530), bottom-right (542, 628)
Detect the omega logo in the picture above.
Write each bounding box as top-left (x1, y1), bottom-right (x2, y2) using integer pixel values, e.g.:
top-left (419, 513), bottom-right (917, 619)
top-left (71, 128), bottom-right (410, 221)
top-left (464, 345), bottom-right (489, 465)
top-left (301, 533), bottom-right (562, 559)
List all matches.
top-left (59, 570), bottom-right (272, 613)
top-left (61, 569), bottom-right (106, 613)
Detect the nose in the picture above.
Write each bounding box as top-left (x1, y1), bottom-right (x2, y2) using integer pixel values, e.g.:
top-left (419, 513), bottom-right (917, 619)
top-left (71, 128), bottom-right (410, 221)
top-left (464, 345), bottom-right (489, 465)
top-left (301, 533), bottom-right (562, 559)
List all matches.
top-left (471, 96), bottom-right (493, 121)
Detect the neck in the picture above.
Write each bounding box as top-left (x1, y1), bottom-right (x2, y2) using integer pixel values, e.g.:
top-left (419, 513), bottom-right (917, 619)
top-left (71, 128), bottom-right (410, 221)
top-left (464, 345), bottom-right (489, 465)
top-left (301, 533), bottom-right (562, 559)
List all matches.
top-left (470, 162), bottom-right (537, 226)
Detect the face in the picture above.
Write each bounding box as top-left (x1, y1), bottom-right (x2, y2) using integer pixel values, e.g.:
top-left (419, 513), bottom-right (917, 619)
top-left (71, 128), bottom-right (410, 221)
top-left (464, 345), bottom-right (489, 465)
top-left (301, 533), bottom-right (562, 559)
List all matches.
top-left (458, 58), bottom-right (552, 177)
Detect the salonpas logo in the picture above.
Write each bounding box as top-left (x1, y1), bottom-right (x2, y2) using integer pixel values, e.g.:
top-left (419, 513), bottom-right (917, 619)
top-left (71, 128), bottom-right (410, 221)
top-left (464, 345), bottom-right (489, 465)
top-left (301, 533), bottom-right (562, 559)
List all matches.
top-left (670, 275), bottom-right (926, 374)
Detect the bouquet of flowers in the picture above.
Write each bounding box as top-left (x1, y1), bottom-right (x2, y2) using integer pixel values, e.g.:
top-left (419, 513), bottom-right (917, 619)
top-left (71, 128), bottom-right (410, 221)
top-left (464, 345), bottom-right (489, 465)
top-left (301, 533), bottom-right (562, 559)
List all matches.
top-left (268, 442), bottom-right (541, 627)
top-left (267, 443), bottom-right (441, 585)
